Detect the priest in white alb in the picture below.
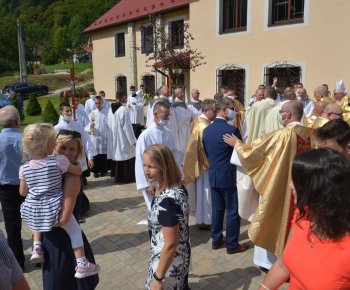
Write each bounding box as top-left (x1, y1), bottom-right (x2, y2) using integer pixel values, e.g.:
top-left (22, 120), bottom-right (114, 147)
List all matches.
top-left (172, 88), bottom-right (192, 165)
top-left (107, 91), bottom-right (137, 183)
top-left (89, 96), bottom-right (109, 178)
top-left (136, 102), bottom-right (184, 211)
top-left (186, 88), bottom-right (202, 129)
top-left (127, 85), bottom-right (145, 139)
top-left (59, 95), bottom-right (90, 131)
top-left (183, 99), bottom-right (216, 230)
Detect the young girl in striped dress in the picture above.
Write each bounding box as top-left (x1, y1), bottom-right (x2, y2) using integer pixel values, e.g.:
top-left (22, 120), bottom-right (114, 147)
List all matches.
top-left (19, 123), bottom-right (100, 278)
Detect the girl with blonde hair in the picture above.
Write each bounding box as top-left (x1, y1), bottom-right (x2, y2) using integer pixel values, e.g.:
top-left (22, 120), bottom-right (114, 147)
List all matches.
top-left (143, 144), bottom-right (190, 290)
top-left (20, 124), bottom-right (100, 278)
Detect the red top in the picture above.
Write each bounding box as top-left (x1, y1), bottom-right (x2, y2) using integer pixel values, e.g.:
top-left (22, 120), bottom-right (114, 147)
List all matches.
top-left (284, 209), bottom-right (350, 289)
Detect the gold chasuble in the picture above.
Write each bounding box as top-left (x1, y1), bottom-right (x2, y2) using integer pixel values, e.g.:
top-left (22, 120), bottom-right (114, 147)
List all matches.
top-left (309, 97), bottom-right (333, 117)
top-left (338, 95), bottom-right (350, 125)
top-left (305, 117), bottom-right (316, 128)
top-left (232, 99), bottom-right (246, 136)
top-left (311, 117), bottom-right (329, 135)
top-left (236, 124), bottom-right (316, 257)
top-left (183, 115), bottom-right (211, 213)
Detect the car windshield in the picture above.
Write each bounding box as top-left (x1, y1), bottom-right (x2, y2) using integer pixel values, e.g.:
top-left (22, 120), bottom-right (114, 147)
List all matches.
top-left (0, 93), bottom-right (8, 100)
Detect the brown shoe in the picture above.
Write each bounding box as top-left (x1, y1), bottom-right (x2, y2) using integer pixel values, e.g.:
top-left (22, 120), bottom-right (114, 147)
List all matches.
top-left (227, 243), bottom-right (249, 254)
top-left (198, 224), bottom-right (211, 230)
top-left (83, 176), bottom-right (88, 185)
top-left (212, 236), bottom-right (226, 250)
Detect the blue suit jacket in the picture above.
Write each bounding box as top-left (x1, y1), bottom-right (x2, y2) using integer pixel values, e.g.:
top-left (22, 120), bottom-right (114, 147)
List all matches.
top-left (202, 118), bottom-right (242, 189)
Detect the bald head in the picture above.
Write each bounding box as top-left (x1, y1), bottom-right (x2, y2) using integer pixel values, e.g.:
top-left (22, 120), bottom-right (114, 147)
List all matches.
top-left (282, 100), bottom-right (303, 124)
top-left (314, 86), bottom-right (328, 101)
top-left (314, 101), bottom-right (329, 117)
top-left (283, 90), bottom-right (296, 101)
top-left (322, 103), bottom-right (343, 120)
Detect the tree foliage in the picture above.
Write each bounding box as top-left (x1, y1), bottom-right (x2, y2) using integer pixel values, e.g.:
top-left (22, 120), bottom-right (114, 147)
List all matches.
top-left (10, 93), bottom-right (25, 121)
top-left (42, 99), bottom-right (59, 125)
top-left (26, 92), bottom-right (42, 116)
top-left (0, 0), bottom-right (122, 66)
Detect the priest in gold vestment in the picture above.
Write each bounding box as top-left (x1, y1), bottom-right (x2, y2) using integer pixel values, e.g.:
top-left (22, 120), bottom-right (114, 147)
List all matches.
top-left (305, 101), bottom-right (328, 128)
top-left (225, 101), bottom-right (316, 270)
top-left (335, 79), bottom-right (350, 124)
top-left (183, 99), bottom-right (217, 229)
top-left (227, 89), bottom-right (246, 136)
top-left (311, 103), bottom-right (344, 135)
top-left (304, 86), bottom-right (333, 118)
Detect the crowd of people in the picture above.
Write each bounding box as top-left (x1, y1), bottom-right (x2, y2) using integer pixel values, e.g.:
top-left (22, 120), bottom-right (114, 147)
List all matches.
top-left (0, 77), bottom-right (349, 289)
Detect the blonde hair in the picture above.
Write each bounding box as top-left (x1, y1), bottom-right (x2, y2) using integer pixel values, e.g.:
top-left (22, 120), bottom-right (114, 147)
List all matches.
top-left (54, 129), bottom-right (84, 161)
top-left (22, 123), bottom-right (56, 161)
top-left (144, 144), bottom-right (181, 189)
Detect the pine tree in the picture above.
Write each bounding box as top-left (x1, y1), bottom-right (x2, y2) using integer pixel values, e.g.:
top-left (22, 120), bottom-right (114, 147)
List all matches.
top-left (61, 92), bottom-right (70, 104)
top-left (26, 93), bottom-right (42, 116)
top-left (42, 100), bottom-right (59, 125)
top-left (10, 93), bottom-right (25, 121)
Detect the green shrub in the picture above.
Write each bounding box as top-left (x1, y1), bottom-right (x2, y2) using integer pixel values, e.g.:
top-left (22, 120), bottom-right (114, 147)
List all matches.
top-left (26, 93), bottom-right (42, 116)
top-left (80, 97), bottom-right (88, 106)
top-left (10, 93), bottom-right (25, 121)
top-left (42, 100), bottom-right (59, 125)
top-left (61, 93), bottom-right (70, 104)
top-left (142, 93), bottom-right (153, 105)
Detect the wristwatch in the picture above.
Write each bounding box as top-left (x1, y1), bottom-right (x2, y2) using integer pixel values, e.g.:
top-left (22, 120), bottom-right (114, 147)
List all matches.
top-left (153, 272), bottom-right (165, 281)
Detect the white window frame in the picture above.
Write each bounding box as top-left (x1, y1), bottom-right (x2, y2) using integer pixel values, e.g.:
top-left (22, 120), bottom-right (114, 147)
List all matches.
top-left (215, 64), bottom-right (250, 108)
top-left (139, 24), bottom-right (155, 55)
top-left (113, 29), bottom-right (127, 58)
top-left (261, 61), bottom-right (306, 87)
top-left (115, 74), bottom-right (128, 92)
top-left (216, 0), bottom-right (251, 37)
top-left (165, 15), bottom-right (187, 51)
top-left (264, 0), bottom-right (310, 31)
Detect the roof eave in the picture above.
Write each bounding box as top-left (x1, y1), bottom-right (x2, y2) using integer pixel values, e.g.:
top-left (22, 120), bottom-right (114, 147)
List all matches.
top-left (83, 4), bottom-right (189, 35)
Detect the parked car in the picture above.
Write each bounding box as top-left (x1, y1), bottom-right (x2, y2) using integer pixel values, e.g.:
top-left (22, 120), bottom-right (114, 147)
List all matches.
top-left (0, 93), bottom-right (24, 109)
top-left (59, 89), bottom-right (89, 102)
top-left (2, 82), bottom-right (49, 98)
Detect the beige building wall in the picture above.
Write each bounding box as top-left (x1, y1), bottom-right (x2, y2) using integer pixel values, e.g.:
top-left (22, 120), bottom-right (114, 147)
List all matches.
top-left (91, 9), bottom-right (190, 101)
top-left (189, 0), bottom-right (350, 105)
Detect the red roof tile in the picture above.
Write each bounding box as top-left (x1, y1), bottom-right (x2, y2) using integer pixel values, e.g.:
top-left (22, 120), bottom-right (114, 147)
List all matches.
top-left (83, 0), bottom-right (189, 34)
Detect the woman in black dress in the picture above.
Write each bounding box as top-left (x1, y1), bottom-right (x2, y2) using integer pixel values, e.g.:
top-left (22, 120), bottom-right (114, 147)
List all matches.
top-left (42, 129), bottom-right (99, 289)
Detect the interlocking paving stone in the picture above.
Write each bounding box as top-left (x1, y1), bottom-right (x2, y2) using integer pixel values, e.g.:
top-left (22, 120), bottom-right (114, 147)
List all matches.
top-left (0, 175), bottom-right (288, 289)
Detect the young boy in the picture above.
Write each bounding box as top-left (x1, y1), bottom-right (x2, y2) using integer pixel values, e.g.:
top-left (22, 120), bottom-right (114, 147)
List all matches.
top-left (89, 96), bottom-right (109, 178)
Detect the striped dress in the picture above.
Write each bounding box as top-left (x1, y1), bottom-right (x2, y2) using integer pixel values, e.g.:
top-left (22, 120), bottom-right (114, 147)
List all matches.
top-left (20, 157), bottom-right (63, 232)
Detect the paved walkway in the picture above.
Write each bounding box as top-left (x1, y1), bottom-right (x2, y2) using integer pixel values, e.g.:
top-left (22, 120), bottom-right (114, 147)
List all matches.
top-left (0, 175), bottom-right (288, 289)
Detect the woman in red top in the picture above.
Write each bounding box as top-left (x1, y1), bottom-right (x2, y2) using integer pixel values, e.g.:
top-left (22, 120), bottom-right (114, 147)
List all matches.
top-left (259, 148), bottom-right (350, 290)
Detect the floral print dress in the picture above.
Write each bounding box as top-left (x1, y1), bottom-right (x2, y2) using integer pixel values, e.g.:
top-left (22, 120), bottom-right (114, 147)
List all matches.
top-left (145, 186), bottom-right (191, 290)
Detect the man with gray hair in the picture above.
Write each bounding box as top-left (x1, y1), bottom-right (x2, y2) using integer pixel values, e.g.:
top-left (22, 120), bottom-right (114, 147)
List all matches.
top-left (304, 86), bottom-right (333, 117)
top-left (184, 99), bottom-right (216, 230)
top-left (172, 88), bottom-right (192, 164)
top-left (0, 105), bottom-right (26, 270)
top-left (187, 88), bottom-right (202, 128)
top-left (202, 97), bottom-right (249, 254)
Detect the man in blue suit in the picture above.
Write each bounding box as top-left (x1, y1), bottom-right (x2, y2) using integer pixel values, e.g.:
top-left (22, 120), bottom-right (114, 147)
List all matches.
top-left (202, 97), bottom-right (249, 254)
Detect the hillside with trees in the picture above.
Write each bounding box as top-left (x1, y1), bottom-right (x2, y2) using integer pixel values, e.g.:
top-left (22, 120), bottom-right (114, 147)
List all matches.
top-left (0, 0), bottom-right (121, 73)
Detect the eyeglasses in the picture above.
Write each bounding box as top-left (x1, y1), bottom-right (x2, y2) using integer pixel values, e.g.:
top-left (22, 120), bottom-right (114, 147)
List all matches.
top-left (330, 112), bottom-right (343, 118)
top-left (57, 129), bottom-right (81, 140)
top-left (279, 110), bottom-right (292, 116)
top-left (195, 93), bottom-right (200, 94)
top-left (158, 114), bottom-right (172, 119)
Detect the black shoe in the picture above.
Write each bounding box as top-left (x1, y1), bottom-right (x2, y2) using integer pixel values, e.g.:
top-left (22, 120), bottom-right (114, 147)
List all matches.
top-left (100, 172), bottom-right (105, 177)
top-left (83, 176), bottom-right (88, 185)
top-left (93, 173), bottom-right (99, 178)
top-left (259, 266), bottom-right (269, 274)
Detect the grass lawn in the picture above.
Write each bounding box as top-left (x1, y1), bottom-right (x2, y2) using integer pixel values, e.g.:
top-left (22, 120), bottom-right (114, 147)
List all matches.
top-left (38, 63), bottom-right (93, 73)
top-left (0, 71), bottom-right (94, 95)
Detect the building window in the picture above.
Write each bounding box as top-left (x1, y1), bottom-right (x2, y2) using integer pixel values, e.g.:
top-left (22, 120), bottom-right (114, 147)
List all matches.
top-left (142, 74), bottom-right (155, 96)
top-left (171, 73), bottom-right (187, 100)
top-left (264, 61), bottom-right (301, 95)
top-left (271, 0), bottom-right (305, 25)
top-left (223, 0), bottom-right (248, 32)
top-left (170, 20), bottom-right (184, 49)
top-left (216, 65), bottom-right (246, 105)
top-left (141, 25), bottom-right (154, 54)
top-left (115, 33), bottom-right (125, 57)
top-left (116, 75), bottom-right (127, 94)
